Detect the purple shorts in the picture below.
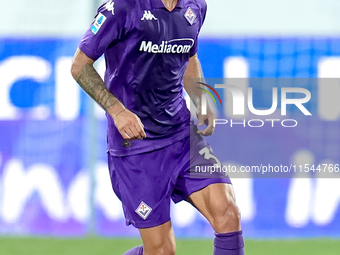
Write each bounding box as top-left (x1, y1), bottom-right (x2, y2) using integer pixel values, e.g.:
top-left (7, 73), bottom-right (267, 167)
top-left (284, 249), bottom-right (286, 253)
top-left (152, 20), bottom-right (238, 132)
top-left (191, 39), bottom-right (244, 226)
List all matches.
top-left (107, 124), bottom-right (231, 228)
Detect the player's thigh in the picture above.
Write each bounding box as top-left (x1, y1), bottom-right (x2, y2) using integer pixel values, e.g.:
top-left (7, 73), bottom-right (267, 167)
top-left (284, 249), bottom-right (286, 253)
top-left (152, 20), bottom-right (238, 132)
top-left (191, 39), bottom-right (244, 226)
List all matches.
top-left (139, 221), bottom-right (176, 255)
top-left (107, 138), bottom-right (190, 229)
top-left (108, 151), bottom-right (173, 228)
top-left (188, 183), bottom-right (235, 216)
top-left (188, 183), bottom-right (241, 232)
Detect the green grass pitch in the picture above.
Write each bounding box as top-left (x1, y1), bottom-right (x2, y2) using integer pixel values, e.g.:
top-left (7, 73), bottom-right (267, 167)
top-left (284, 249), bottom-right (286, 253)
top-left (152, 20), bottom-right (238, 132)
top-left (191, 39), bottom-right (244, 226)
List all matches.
top-left (0, 238), bottom-right (339, 255)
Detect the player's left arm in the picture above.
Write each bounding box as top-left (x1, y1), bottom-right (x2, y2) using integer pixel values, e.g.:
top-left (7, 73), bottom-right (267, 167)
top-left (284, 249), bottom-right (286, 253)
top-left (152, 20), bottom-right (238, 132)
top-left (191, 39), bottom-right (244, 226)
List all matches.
top-left (184, 54), bottom-right (216, 136)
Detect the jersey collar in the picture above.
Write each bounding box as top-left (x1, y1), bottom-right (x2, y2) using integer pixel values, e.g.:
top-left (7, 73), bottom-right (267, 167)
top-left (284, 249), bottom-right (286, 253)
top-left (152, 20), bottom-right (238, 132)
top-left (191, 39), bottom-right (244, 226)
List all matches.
top-left (151, 0), bottom-right (184, 9)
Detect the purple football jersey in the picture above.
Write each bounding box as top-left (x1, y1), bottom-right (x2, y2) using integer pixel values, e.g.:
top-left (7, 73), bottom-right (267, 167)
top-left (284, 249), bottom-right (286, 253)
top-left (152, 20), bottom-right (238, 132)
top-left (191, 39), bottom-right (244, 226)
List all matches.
top-left (79, 0), bottom-right (207, 156)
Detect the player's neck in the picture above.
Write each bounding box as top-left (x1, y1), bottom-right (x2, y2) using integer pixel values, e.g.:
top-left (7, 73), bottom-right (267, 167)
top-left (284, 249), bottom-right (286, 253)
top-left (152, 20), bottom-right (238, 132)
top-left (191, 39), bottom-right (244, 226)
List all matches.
top-left (161, 0), bottom-right (178, 12)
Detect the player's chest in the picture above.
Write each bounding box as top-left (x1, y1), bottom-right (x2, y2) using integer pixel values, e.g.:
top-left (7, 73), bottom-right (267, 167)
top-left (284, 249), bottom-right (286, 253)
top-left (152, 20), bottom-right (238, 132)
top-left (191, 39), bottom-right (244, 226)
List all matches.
top-left (132, 7), bottom-right (201, 42)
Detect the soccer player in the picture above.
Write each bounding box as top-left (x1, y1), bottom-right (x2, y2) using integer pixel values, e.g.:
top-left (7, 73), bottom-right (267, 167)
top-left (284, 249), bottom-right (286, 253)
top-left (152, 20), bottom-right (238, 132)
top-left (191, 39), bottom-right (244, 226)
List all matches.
top-left (71, 0), bottom-right (245, 254)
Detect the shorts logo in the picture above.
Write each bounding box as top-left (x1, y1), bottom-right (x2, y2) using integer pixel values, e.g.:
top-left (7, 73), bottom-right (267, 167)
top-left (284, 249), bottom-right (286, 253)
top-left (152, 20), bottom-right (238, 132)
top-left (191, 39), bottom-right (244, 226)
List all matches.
top-left (135, 201), bottom-right (152, 220)
top-left (184, 7), bottom-right (197, 25)
top-left (105, 0), bottom-right (114, 15)
top-left (91, 13), bottom-right (107, 34)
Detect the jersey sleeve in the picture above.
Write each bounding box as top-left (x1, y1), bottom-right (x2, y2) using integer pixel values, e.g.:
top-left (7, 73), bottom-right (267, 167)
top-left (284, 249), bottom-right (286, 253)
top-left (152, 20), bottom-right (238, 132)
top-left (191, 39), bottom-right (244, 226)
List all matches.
top-left (79, 0), bottom-right (130, 61)
top-left (189, 0), bottom-right (207, 57)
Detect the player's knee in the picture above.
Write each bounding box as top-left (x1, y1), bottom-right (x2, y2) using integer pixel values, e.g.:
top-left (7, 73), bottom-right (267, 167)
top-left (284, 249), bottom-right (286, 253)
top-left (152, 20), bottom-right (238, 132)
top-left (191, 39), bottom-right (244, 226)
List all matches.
top-left (163, 243), bottom-right (176, 255)
top-left (145, 246), bottom-right (176, 255)
top-left (211, 202), bottom-right (241, 233)
top-left (144, 241), bottom-right (176, 255)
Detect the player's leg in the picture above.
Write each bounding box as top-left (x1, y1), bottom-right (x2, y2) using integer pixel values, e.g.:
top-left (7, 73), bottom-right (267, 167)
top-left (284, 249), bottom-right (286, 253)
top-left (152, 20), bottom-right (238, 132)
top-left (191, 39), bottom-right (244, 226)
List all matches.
top-left (172, 124), bottom-right (244, 254)
top-left (123, 221), bottom-right (175, 255)
top-left (139, 221), bottom-right (176, 255)
top-left (107, 140), bottom-right (190, 255)
top-left (188, 183), bottom-right (244, 255)
top-left (188, 183), bottom-right (240, 233)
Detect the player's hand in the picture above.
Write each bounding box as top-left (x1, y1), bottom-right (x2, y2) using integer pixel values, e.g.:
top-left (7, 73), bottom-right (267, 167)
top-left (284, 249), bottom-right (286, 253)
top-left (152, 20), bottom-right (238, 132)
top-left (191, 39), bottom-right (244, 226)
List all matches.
top-left (112, 108), bottom-right (146, 140)
top-left (196, 107), bottom-right (216, 136)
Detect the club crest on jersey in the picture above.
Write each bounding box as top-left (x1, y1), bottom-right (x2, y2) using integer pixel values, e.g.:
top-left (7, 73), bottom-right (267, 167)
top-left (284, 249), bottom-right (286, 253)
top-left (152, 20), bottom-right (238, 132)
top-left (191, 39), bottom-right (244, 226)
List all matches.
top-left (141, 10), bottom-right (158, 21)
top-left (105, 0), bottom-right (114, 15)
top-left (135, 201), bottom-right (152, 220)
top-left (184, 7), bottom-right (197, 25)
top-left (91, 13), bottom-right (107, 35)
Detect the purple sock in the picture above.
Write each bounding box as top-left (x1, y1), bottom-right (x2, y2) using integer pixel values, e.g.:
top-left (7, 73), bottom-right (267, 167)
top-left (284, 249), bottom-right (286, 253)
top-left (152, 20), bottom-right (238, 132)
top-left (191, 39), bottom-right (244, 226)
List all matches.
top-left (123, 245), bottom-right (143, 255)
top-left (213, 230), bottom-right (245, 255)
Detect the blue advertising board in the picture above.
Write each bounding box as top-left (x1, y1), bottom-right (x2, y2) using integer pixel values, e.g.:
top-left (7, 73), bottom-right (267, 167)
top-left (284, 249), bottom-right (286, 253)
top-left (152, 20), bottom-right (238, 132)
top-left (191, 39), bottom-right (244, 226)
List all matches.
top-left (0, 38), bottom-right (339, 237)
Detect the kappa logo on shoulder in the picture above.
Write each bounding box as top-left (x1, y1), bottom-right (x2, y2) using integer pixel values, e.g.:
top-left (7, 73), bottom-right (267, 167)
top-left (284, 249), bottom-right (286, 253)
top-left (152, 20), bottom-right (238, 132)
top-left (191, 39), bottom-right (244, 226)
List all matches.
top-left (135, 201), bottom-right (152, 220)
top-left (105, 0), bottom-right (114, 15)
top-left (141, 10), bottom-right (158, 21)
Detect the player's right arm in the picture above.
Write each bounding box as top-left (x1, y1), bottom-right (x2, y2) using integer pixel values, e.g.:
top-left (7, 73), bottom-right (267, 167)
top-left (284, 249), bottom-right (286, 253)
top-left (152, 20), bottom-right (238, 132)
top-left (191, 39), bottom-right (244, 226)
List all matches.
top-left (71, 49), bottom-right (146, 140)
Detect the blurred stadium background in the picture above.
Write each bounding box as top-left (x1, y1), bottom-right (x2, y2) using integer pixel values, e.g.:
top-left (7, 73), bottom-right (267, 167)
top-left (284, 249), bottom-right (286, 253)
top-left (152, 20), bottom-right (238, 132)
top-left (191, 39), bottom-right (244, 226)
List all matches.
top-left (0, 0), bottom-right (340, 254)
